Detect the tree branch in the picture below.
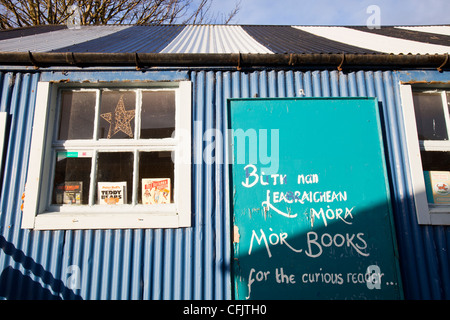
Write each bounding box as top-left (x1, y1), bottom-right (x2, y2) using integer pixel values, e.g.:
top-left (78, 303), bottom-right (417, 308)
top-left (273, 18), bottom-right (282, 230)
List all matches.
top-left (0, 0), bottom-right (241, 29)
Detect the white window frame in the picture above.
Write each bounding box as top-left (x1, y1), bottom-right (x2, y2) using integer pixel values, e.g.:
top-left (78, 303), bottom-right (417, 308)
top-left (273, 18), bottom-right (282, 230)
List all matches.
top-left (22, 81), bottom-right (191, 230)
top-left (400, 84), bottom-right (450, 225)
top-left (0, 112), bottom-right (7, 173)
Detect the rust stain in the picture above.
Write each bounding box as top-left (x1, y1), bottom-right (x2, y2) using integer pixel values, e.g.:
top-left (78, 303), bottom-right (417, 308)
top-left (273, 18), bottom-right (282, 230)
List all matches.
top-left (400, 80), bottom-right (450, 85)
top-left (49, 79), bottom-right (71, 83)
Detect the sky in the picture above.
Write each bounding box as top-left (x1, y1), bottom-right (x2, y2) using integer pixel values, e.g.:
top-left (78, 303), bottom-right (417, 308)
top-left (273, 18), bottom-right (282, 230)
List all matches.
top-left (210, 0), bottom-right (450, 26)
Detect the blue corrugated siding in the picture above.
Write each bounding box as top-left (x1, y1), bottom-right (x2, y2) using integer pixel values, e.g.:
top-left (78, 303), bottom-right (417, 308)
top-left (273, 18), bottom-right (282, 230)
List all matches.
top-left (0, 68), bottom-right (449, 300)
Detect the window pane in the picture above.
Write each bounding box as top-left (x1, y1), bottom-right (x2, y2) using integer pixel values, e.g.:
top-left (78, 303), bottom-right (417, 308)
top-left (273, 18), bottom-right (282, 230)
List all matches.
top-left (99, 91), bottom-right (136, 139)
top-left (413, 92), bottom-right (448, 141)
top-left (141, 91), bottom-right (175, 139)
top-left (421, 151), bottom-right (450, 171)
top-left (447, 92), bottom-right (450, 113)
top-left (421, 151), bottom-right (450, 204)
top-left (139, 151), bottom-right (174, 204)
top-left (53, 154), bottom-right (91, 205)
top-left (96, 152), bottom-right (133, 204)
top-left (58, 91), bottom-right (96, 140)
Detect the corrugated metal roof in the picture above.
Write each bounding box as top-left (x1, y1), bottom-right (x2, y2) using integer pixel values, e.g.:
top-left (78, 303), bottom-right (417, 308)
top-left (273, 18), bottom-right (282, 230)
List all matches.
top-left (241, 25), bottom-right (378, 54)
top-left (1, 24), bottom-right (449, 55)
top-left (348, 26), bottom-right (450, 47)
top-left (0, 25), bottom-right (67, 41)
top-left (52, 25), bottom-right (185, 53)
top-left (0, 25), bottom-right (130, 52)
top-left (295, 26), bottom-right (450, 54)
top-left (160, 25), bottom-right (273, 54)
top-left (396, 26), bottom-right (450, 37)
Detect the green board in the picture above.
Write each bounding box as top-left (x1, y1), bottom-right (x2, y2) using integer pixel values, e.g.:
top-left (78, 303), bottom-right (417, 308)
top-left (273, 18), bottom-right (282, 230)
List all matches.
top-left (228, 98), bottom-right (403, 300)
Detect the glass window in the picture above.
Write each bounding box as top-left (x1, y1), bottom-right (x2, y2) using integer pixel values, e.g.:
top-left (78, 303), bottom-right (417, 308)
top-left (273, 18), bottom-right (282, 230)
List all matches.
top-left (96, 152), bottom-right (133, 205)
top-left (53, 88), bottom-right (177, 207)
top-left (447, 92), bottom-right (450, 111)
top-left (99, 91), bottom-right (136, 139)
top-left (58, 91), bottom-right (96, 140)
top-left (421, 151), bottom-right (450, 171)
top-left (141, 91), bottom-right (175, 139)
top-left (138, 151), bottom-right (174, 204)
top-left (421, 151), bottom-right (450, 205)
top-left (413, 91), bottom-right (450, 209)
top-left (404, 86), bottom-right (450, 225)
top-left (22, 80), bottom-right (191, 230)
top-left (53, 153), bottom-right (91, 205)
top-left (412, 92), bottom-right (448, 141)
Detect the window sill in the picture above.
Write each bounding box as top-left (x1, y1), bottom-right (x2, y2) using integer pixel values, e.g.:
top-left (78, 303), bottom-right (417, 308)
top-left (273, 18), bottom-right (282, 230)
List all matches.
top-left (47, 203), bottom-right (176, 213)
top-left (426, 206), bottom-right (450, 225)
top-left (33, 207), bottom-right (185, 230)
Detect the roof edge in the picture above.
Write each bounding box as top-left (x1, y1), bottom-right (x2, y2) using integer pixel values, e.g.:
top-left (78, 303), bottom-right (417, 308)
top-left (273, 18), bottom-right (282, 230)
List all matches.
top-left (0, 52), bottom-right (448, 71)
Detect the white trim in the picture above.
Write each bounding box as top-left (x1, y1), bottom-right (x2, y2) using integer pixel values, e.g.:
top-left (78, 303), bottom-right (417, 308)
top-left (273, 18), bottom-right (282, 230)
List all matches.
top-left (421, 140), bottom-right (450, 151)
top-left (22, 81), bottom-right (192, 230)
top-left (175, 81), bottom-right (192, 227)
top-left (400, 84), bottom-right (431, 224)
top-left (400, 84), bottom-right (450, 225)
top-left (22, 82), bottom-right (51, 228)
top-left (0, 112), bottom-right (7, 172)
top-left (34, 211), bottom-right (179, 230)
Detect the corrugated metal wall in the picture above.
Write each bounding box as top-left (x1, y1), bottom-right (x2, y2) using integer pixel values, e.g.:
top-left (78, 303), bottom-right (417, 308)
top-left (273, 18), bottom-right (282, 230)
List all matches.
top-left (0, 68), bottom-right (449, 300)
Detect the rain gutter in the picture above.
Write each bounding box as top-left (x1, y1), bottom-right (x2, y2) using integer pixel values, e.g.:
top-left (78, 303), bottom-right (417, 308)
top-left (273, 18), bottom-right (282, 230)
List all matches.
top-left (0, 52), bottom-right (448, 71)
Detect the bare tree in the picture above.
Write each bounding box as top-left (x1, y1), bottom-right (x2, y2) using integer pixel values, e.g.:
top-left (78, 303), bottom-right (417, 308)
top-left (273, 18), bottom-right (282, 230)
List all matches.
top-left (0, 0), bottom-right (240, 29)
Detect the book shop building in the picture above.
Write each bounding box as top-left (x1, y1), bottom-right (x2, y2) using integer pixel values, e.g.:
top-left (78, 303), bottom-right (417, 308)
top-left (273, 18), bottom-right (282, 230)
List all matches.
top-left (0, 24), bottom-right (449, 300)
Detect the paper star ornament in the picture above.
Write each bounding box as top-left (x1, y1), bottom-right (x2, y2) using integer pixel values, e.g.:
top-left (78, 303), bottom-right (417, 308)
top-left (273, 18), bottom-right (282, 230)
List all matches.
top-left (100, 95), bottom-right (135, 139)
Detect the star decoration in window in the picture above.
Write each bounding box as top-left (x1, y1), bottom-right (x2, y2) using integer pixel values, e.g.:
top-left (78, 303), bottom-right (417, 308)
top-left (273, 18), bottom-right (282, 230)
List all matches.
top-left (100, 95), bottom-right (135, 139)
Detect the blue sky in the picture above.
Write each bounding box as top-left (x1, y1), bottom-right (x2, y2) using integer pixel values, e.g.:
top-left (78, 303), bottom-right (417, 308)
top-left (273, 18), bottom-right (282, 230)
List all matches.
top-left (211, 0), bottom-right (450, 25)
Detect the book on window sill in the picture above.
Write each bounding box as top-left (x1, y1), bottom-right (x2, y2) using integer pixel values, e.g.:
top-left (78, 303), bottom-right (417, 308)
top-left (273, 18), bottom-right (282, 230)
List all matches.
top-left (55, 181), bottom-right (83, 205)
top-left (98, 181), bottom-right (127, 205)
top-left (424, 171), bottom-right (450, 204)
top-left (142, 178), bottom-right (171, 204)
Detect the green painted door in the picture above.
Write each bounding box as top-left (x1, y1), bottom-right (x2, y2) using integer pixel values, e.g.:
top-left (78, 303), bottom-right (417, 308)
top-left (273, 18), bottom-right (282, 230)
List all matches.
top-left (228, 98), bottom-right (403, 300)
